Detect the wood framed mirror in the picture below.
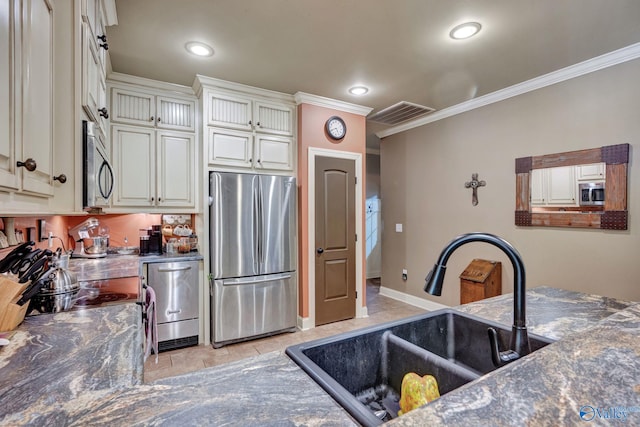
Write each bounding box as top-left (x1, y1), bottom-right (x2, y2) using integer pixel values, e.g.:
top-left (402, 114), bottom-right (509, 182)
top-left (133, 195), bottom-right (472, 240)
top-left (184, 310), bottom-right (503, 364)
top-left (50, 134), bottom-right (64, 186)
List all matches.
top-left (515, 143), bottom-right (629, 229)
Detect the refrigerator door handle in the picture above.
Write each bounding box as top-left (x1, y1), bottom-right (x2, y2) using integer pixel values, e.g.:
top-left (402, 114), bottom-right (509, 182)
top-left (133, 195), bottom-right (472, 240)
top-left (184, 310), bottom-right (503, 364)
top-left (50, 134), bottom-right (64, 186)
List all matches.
top-left (253, 178), bottom-right (261, 272)
top-left (221, 273), bottom-right (292, 286)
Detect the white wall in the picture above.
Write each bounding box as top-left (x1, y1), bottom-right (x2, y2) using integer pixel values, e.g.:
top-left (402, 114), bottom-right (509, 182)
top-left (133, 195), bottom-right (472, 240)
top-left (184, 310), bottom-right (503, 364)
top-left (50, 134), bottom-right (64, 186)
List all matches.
top-left (380, 58), bottom-right (640, 306)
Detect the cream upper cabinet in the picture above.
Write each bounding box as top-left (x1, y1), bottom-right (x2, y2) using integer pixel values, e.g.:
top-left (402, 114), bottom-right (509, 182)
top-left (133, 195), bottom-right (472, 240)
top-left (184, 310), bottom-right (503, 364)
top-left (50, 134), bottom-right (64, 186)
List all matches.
top-left (111, 87), bottom-right (196, 132)
top-left (81, 0), bottom-right (109, 133)
top-left (546, 166), bottom-right (576, 205)
top-left (0, 0), bottom-right (17, 190)
top-left (111, 126), bottom-right (195, 209)
top-left (19, 0), bottom-right (55, 197)
top-left (207, 128), bottom-right (253, 169)
top-left (199, 80), bottom-right (296, 173)
top-left (253, 100), bottom-right (294, 136)
top-left (207, 92), bottom-right (294, 137)
top-left (530, 165), bottom-right (577, 207)
top-left (254, 134), bottom-right (293, 171)
top-left (577, 162), bottom-right (605, 181)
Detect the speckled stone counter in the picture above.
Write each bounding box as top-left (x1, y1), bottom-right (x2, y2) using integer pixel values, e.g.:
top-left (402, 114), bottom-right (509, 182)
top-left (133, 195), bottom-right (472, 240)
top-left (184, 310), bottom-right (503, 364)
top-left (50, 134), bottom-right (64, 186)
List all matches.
top-left (1, 286), bottom-right (637, 426)
top-left (0, 304), bottom-right (143, 426)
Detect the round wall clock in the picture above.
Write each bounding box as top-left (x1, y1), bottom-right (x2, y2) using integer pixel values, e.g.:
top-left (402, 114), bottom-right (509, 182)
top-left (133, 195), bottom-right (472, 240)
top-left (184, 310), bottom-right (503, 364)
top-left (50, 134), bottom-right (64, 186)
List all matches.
top-left (325, 116), bottom-right (346, 140)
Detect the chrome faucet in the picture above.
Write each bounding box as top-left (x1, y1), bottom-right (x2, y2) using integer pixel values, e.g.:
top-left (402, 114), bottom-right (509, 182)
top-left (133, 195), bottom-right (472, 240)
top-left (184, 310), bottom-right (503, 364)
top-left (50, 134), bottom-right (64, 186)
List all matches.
top-left (424, 232), bottom-right (530, 367)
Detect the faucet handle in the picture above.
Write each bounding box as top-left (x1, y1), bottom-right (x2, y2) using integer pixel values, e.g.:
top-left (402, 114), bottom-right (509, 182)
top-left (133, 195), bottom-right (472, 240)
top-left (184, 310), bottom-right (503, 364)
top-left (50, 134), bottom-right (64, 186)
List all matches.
top-left (488, 327), bottom-right (520, 367)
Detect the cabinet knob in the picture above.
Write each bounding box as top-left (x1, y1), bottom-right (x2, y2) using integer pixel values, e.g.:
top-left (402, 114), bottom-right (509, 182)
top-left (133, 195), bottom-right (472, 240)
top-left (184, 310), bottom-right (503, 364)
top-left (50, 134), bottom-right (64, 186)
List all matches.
top-left (157, 117), bottom-right (161, 123)
top-left (97, 34), bottom-right (107, 42)
top-left (17, 158), bottom-right (37, 172)
top-left (257, 159), bottom-right (261, 163)
top-left (256, 121), bottom-right (261, 127)
top-left (99, 42), bottom-right (109, 51)
top-left (316, 247), bottom-right (324, 254)
top-left (151, 197), bottom-right (154, 202)
top-left (150, 116), bottom-right (154, 122)
top-left (248, 120), bottom-right (252, 125)
top-left (53, 174), bottom-right (67, 184)
top-left (98, 107), bottom-right (109, 119)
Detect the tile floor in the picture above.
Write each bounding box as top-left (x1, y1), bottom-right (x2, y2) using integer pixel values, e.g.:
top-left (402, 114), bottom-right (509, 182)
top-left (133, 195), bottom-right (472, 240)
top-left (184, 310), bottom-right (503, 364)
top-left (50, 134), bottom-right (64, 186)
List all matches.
top-left (144, 278), bottom-right (426, 382)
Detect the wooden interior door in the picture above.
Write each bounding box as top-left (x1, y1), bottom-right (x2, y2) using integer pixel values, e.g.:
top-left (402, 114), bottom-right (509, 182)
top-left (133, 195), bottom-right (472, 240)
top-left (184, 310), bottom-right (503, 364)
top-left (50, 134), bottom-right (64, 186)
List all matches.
top-left (315, 156), bottom-right (356, 326)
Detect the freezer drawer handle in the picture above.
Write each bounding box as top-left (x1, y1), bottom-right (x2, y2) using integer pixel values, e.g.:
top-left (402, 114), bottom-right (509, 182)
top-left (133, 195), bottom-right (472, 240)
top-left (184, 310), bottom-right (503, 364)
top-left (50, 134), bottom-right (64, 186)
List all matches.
top-left (157, 266), bottom-right (192, 272)
top-left (167, 309), bottom-right (182, 314)
top-left (222, 273), bottom-right (292, 286)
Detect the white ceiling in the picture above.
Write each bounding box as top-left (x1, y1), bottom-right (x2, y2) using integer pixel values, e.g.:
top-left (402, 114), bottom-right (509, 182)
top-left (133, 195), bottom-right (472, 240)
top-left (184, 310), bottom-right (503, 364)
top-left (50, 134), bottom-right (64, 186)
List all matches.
top-left (106, 1), bottom-right (640, 148)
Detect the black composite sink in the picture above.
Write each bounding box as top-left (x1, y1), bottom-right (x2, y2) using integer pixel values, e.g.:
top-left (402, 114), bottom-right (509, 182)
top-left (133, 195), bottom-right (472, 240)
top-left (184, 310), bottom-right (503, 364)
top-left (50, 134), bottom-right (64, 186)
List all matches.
top-left (286, 309), bottom-right (554, 426)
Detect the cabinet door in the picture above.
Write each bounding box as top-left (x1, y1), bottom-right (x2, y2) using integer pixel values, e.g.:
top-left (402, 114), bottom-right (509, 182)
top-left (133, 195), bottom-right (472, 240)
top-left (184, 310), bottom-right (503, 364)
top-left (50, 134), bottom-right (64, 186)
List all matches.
top-left (112, 125), bottom-right (155, 206)
top-left (207, 92), bottom-right (253, 131)
top-left (547, 166), bottom-right (576, 205)
top-left (253, 100), bottom-right (294, 136)
top-left (254, 135), bottom-right (293, 171)
top-left (530, 168), bottom-right (546, 205)
top-left (0, 0), bottom-right (18, 190)
top-left (577, 163), bottom-right (605, 181)
top-left (156, 96), bottom-right (195, 131)
top-left (207, 128), bottom-right (253, 168)
top-left (21, 0), bottom-right (54, 196)
top-left (156, 131), bottom-right (195, 207)
top-left (111, 87), bottom-right (156, 127)
top-left (81, 22), bottom-right (99, 122)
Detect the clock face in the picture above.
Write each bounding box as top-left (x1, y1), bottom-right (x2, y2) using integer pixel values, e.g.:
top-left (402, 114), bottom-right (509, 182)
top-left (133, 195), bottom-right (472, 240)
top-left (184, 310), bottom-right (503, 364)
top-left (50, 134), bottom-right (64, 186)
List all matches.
top-left (326, 116), bottom-right (346, 140)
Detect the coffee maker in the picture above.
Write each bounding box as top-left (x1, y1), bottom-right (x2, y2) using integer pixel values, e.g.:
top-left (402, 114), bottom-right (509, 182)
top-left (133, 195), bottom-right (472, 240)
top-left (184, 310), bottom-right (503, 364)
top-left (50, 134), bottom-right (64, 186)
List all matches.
top-left (139, 225), bottom-right (162, 256)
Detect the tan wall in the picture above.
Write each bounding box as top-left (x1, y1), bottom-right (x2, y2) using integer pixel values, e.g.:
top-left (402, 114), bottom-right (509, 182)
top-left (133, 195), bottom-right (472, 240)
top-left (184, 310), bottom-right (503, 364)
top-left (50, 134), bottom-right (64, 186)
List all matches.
top-left (380, 58), bottom-right (640, 306)
top-left (297, 103), bottom-right (367, 317)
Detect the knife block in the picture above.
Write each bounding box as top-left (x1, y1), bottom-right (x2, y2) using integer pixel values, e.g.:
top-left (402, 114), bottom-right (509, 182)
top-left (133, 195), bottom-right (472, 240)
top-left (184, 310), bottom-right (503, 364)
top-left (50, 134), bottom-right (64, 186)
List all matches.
top-left (0, 276), bottom-right (29, 331)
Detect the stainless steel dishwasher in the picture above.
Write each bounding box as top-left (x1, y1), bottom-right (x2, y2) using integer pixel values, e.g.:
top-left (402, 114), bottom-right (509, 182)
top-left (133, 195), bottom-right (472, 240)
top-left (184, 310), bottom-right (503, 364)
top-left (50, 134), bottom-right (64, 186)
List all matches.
top-left (148, 260), bottom-right (199, 351)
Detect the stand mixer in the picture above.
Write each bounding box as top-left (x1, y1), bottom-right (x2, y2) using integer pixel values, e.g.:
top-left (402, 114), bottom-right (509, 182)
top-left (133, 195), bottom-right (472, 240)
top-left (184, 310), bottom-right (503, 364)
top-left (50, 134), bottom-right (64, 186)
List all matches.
top-left (68, 217), bottom-right (109, 258)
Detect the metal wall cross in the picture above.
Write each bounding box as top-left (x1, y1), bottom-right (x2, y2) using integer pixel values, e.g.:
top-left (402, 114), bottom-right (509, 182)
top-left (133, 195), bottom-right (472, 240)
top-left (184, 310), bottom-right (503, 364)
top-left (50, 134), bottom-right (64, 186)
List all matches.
top-left (464, 173), bottom-right (486, 206)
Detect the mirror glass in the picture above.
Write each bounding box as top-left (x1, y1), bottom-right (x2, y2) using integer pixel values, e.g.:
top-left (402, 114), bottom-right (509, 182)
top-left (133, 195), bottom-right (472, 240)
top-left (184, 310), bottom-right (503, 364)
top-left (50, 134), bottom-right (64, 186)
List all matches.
top-left (530, 162), bottom-right (606, 211)
top-left (515, 144), bottom-right (628, 230)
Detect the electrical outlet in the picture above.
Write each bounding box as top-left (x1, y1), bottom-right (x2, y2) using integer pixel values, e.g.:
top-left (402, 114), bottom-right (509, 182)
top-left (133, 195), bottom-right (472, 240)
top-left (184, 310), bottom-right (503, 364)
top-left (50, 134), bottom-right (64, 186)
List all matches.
top-left (402, 269), bottom-right (408, 281)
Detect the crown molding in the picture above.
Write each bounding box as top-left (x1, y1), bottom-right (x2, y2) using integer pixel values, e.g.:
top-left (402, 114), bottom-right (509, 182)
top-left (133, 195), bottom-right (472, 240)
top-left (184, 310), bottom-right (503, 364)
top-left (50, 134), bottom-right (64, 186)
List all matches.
top-left (376, 42), bottom-right (640, 139)
top-left (194, 75), bottom-right (295, 103)
top-left (107, 72), bottom-right (195, 97)
top-left (294, 92), bottom-right (373, 116)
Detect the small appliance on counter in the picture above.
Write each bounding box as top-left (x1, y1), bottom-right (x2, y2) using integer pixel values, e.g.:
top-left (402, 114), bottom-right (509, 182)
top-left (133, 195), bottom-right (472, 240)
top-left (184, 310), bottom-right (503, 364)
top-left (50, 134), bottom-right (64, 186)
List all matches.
top-left (139, 225), bottom-right (163, 256)
top-left (68, 217), bottom-right (109, 258)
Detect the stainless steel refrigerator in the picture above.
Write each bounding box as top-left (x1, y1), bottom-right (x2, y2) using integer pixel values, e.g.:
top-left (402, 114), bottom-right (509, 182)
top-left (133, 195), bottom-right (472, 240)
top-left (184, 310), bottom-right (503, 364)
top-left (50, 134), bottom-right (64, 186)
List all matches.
top-left (209, 172), bottom-right (297, 347)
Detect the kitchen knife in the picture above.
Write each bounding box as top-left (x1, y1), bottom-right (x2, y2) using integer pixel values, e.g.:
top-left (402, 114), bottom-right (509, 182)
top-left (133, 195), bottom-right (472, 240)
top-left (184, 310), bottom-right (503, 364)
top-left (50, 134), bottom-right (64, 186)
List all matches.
top-left (18, 255), bottom-right (49, 284)
top-left (15, 249), bottom-right (52, 278)
top-left (10, 248), bottom-right (42, 275)
top-left (0, 241), bottom-right (35, 273)
top-left (16, 266), bottom-right (56, 306)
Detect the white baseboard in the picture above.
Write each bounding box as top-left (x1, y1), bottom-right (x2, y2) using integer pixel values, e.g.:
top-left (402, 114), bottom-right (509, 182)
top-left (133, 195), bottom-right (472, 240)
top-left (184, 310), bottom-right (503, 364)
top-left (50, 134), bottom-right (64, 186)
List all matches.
top-left (379, 286), bottom-right (449, 311)
top-left (297, 316), bottom-right (314, 331)
top-left (357, 305), bottom-right (368, 318)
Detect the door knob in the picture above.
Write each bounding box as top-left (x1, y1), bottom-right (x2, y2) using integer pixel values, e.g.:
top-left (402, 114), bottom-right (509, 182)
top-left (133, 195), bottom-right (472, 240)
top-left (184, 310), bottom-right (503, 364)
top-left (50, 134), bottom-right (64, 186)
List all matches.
top-left (316, 247), bottom-right (324, 254)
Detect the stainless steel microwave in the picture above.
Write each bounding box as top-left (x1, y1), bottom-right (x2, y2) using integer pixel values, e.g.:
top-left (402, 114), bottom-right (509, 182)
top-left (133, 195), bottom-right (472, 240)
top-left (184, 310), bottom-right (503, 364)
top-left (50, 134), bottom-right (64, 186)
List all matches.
top-left (83, 120), bottom-right (114, 210)
top-left (579, 182), bottom-right (605, 206)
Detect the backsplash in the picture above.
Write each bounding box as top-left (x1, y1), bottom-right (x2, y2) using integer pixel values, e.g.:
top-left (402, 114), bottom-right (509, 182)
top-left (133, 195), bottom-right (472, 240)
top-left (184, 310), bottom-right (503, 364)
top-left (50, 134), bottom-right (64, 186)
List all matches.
top-left (0, 214), bottom-right (197, 256)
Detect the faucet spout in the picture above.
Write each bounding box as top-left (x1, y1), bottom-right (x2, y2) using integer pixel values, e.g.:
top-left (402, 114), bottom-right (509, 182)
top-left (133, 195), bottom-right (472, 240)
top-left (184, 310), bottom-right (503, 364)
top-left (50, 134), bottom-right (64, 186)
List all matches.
top-left (424, 232), bottom-right (530, 365)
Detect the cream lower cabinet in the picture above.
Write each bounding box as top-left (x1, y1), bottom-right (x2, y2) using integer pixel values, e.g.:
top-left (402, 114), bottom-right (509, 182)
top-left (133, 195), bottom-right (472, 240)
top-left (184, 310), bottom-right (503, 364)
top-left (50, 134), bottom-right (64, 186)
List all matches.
top-left (208, 128), bottom-right (293, 171)
top-left (112, 125), bottom-right (195, 209)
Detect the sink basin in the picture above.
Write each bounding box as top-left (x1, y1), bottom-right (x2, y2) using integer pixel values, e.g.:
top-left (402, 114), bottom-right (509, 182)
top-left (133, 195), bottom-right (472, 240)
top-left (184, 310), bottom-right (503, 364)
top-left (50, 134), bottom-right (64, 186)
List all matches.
top-left (286, 309), bottom-right (554, 426)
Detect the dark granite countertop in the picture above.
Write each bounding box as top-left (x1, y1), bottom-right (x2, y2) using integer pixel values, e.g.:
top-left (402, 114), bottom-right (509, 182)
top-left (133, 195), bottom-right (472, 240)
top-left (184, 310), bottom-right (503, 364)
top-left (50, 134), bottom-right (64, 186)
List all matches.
top-left (1, 285), bottom-right (637, 426)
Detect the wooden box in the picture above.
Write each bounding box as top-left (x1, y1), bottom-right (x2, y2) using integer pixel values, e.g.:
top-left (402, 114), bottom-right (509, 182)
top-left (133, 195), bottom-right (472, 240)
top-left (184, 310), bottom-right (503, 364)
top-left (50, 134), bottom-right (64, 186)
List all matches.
top-left (0, 276), bottom-right (29, 332)
top-left (459, 259), bottom-right (502, 304)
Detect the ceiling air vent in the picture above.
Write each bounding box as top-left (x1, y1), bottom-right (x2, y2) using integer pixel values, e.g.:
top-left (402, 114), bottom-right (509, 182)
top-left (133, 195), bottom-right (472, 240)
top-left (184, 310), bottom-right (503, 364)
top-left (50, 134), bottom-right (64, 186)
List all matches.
top-left (367, 101), bottom-right (435, 125)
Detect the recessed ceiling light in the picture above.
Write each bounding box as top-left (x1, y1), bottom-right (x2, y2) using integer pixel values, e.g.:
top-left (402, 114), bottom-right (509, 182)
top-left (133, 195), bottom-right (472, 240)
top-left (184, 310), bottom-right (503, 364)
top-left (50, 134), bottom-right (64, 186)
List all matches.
top-left (449, 22), bottom-right (481, 40)
top-left (349, 86), bottom-right (369, 96)
top-left (185, 41), bottom-right (214, 57)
